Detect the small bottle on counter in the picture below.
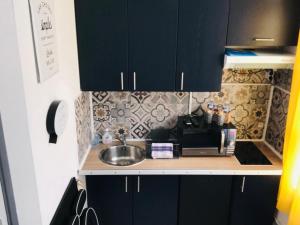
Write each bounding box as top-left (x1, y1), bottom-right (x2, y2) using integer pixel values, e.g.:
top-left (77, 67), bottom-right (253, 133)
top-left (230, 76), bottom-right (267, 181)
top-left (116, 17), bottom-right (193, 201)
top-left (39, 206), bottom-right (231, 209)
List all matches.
top-left (102, 128), bottom-right (113, 145)
top-left (205, 101), bottom-right (214, 124)
top-left (212, 104), bottom-right (219, 123)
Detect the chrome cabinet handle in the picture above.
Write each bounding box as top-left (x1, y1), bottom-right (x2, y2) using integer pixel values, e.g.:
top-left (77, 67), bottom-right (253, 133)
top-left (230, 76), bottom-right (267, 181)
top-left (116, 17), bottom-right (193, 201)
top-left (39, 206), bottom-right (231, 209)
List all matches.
top-left (125, 176), bottom-right (128, 193)
top-left (121, 72), bottom-right (124, 90)
top-left (253, 38), bottom-right (275, 42)
top-left (241, 176), bottom-right (246, 193)
top-left (180, 72), bottom-right (184, 91)
top-left (137, 176), bottom-right (140, 193)
top-left (133, 72), bottom-right (136, 91)
top-left (220, 129), bottom-right (225, 154)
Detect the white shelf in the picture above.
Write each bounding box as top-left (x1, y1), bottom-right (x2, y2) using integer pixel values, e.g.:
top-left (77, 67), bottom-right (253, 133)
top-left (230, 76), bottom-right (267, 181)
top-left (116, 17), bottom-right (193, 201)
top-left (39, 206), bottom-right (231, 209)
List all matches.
top-left (224, 50), bottom-right (295, 69)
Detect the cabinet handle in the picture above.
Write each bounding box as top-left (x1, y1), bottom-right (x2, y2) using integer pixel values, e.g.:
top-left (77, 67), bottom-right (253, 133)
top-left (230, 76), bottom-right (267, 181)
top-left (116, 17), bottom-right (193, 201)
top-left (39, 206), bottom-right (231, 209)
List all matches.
top-left (180, 72), bottom-right (184, 91)
top-left (121, 72), bottom-right (124, 90)
top-left (220, 129), bottom-right (225, 154)
top-left (241, 176), bottom-right (246, 193)
top-left (253, 38), bottom-right (275, 42)
top-left (133, 72), bottom-right (136, 91)
top-left (125, 176), bottom-right (128, 193)
top-left (137, 176), bottom-right (140, 193)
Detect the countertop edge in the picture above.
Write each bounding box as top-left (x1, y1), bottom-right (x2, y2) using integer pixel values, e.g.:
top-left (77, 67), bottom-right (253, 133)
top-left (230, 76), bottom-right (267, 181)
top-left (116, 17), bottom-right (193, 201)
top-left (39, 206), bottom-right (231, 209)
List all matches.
top-left (78, 169), bottom-right (282, 176)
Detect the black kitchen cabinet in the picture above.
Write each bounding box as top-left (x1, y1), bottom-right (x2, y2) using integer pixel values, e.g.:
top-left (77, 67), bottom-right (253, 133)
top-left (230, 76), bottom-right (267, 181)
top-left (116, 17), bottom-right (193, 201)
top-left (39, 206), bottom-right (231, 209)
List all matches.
top-left (86, 175), bottom-right (179, 225)
top-left (74, 0), bottom-right (129, 91)
top-left (75, 0), bottom-right (178, 91)
top-left (229, 176), bottom-right (280, 225)
top-left (75, 0), bottom-right (228, 92)
top-left (128, 0), bottom-right (178, 91)
top-left (176, 0), bottom-right (229, 92)
top-left (133, 176), bottom-right (179, 225)
top-left (227, 0), bottom-right (300, 46)
top-left (179, 176), bottom-right (233, 225)
top-left (86, 176), bottom-right (133, 225)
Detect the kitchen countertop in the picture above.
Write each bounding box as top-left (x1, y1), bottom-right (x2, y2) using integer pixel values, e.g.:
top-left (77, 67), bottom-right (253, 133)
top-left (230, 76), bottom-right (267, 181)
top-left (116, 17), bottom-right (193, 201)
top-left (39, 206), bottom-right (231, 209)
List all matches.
top-left (79, 141), bottom-right (282, 176)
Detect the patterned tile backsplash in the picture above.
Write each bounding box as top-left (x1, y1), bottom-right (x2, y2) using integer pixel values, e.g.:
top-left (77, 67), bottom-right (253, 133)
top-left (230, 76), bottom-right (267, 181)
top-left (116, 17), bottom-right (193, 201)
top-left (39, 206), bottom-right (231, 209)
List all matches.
top-left (74, 69), bottom-right (292, 157)
top-left (75, 92), bottom-right (92, 163)
top-left (91, 69), bottom-right (273, 140)
top-left (266, 70), bottom-right (292, 155)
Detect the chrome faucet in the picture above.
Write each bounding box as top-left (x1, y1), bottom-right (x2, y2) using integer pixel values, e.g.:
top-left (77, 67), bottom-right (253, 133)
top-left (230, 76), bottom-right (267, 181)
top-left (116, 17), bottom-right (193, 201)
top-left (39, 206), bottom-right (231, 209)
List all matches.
top-left (118, 133), bottom-right (127, 146)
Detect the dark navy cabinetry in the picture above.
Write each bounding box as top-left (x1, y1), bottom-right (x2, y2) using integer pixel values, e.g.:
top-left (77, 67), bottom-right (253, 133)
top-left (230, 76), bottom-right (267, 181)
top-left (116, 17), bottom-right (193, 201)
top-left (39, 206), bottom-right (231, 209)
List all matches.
top-left (75, 0), bottom-right (230, 92)
top-left (179, 176), bottom-right (232, 225)
top-left (75, 0), bottom-right (129, 91)
top-left (176, 0), bottom-right (229, 92)
top-left (128, 0), bottom-right (178, 91)
top-left (86, 175), bottom-right (179, 225)
top-left (86, 176), bottom-right (133, 225)
top-left (229, 176), bottom-right (280, 225)
top-left (75, 0), bottom-right (299, 91)
top-left (86, 175), bottom-right (280, 225)
top-left (227, 0), bottom-right (300, 47)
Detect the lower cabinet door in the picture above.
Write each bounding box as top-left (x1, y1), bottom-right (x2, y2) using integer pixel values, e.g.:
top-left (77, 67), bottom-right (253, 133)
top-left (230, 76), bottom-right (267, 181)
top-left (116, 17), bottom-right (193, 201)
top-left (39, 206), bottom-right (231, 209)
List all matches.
top-left (229, 176), bottom-right (280, 225)
top-left (86, 175), bottom-right (133, 225)
top-left (179, 176), bottom-right (232, 225)
top-left (133, 176), bottom-right (179, 225)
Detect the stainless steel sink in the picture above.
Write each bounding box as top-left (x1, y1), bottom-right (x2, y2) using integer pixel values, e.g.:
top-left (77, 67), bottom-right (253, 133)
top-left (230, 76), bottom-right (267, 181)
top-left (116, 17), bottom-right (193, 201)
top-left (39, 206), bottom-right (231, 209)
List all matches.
top-left (99, 145), bottom-right (146, 166)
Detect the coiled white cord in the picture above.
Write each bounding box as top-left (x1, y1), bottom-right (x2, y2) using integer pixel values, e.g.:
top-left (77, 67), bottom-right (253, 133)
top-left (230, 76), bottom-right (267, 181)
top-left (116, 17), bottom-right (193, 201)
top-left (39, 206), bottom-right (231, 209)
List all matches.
top-left (84, 208), bottom-right (100, 225)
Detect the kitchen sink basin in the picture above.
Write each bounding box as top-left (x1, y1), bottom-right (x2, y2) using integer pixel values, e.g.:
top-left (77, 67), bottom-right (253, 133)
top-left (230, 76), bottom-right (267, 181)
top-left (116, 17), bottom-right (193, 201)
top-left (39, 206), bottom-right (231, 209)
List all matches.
top-left (99, 145), bottom-right (146, 166)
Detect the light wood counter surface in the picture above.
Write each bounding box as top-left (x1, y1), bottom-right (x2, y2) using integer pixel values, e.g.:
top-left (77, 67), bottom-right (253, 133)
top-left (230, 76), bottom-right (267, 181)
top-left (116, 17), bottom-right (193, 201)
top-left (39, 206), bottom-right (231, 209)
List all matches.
top-left (79, 141), bottom-right (282, 175)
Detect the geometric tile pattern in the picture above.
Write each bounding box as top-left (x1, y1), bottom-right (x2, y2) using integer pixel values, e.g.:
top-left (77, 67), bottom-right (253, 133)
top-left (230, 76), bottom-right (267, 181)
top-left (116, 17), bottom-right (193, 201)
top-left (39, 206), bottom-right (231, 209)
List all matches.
top-left (222, 69), bottom-right (272, 84)
top-left (266, 86), bottom-right (291, 155)
top-left (192, 84), bottom-right (271, 139)
top-left (92, 91), bottom-right (189, 139)
top-left (74, 92), bottom-right (92, 164)
top-left (91, 69), bottom-right (279, 140)
top-left (273, 69), bottom-right (292, 92)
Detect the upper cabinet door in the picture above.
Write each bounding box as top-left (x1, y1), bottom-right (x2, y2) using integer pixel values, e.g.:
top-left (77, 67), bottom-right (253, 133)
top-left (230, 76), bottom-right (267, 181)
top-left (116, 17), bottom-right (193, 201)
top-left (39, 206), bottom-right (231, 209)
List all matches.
top-left (128, 0), bottom-right (178, 91)
top-left (75, 0), bottom-right (128, 91)
top-left (176, 0), bottom-right (229, 92)
top-left (227, 0), bottom-right (300, 46)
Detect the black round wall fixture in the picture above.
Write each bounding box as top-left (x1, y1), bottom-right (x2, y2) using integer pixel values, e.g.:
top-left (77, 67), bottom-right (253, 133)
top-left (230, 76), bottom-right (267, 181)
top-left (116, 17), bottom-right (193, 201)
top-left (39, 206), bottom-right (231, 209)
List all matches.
top-left (46, 100), bottom-right (68, 144)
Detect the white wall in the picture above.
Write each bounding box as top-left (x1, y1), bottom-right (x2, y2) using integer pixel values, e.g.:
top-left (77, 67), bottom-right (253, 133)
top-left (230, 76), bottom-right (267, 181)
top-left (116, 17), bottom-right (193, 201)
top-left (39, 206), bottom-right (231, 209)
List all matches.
top-left (0, 184), bottom-right (8, 225)
top-left (11, 0), bottom-right (81, 224)
top-left (0, 0), bottom-right (43, 224)
top-left (1, 0), bottom-right (81, 224)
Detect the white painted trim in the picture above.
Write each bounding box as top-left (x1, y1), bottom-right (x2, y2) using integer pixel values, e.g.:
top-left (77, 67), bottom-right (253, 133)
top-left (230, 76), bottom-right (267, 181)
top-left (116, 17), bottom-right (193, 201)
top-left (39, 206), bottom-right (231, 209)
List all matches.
top-left (263, 85), bottom-right (274, 140)
top-left (79, 169), bottom-right (282, 176)
top-left (263, 140), bottom-right (283, 160)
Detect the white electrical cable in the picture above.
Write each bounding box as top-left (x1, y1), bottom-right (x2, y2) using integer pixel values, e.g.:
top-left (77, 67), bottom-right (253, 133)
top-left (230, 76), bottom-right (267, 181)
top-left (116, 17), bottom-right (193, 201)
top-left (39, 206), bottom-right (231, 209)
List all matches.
top-left (76, 189), bottom-right (86, 217)
top-left (84, 208), bottom-right (100, 225)
top-left (71, 215), bottom-right (80, 225)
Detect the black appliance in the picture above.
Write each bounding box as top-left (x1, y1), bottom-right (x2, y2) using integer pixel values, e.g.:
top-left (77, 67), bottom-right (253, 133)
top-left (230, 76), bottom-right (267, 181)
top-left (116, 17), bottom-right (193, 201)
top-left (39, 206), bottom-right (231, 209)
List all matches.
top-left (234, 141), bottom-right (272, 165)
top-left (177, 116), bottom-right (237, 156)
